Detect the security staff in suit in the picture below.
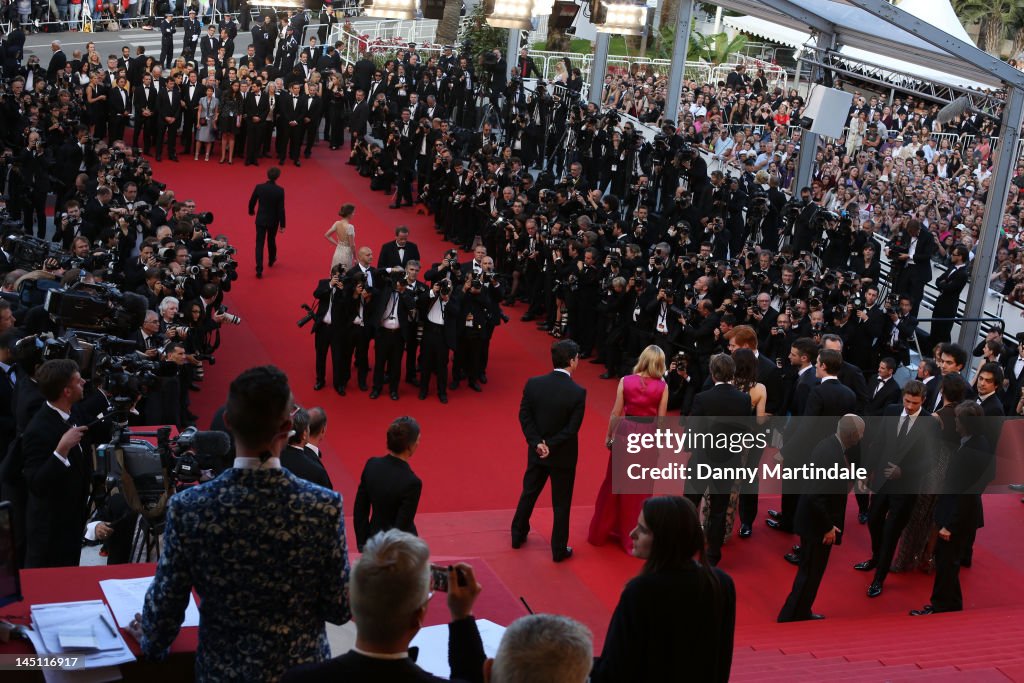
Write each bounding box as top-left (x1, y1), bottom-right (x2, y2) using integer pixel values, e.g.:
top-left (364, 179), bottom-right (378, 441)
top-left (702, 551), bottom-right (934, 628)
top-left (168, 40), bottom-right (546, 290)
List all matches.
top-left (416, 276), bottom-right (458, 403)
top-left (312, 265), bottom-right (345, 393)
top-left (911, 402), bottom-right (994, 616)
top-left (930, 245), bottom-right (969, 345)
top-left (159, 14), bottom-right (177, 70)
top-left (20, 360), bottom-right (90, 568)
top-left (244, 81), bottom-right (271, 166)
top-left (132, 74), bottom-right (159, 154)
top-left (155, 78), bottom-right (182, 162)
top-left (855, 380), bottom-right (939, 598)
top-left (512, 340), bottom-right (587, 562)
top-left (778, 416), bottom-right (865, 622)
top-left (183, 10), bottom-right (202, 62)
top-left (768, 337), bottom-right (819, 533)
top-left (377, 226), bottom-right (421, 270)
top-left (247, 166), bottom-right (286, 278)
top-left (352, 416), bottom-right (423, 551)
top-left (368, 271), bottom-right (415, 401)
top-left (280, 408), bottom-right (332, 490)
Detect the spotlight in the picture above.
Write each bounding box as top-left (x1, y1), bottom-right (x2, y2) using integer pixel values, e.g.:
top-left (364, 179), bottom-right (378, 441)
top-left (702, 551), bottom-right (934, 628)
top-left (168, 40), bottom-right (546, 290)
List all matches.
top-left (594, 0), bottom-right (646, 36)
top-left (487, 0), bottom-right (535, 29)
top-left (361, 0), bottom-right (417, 20)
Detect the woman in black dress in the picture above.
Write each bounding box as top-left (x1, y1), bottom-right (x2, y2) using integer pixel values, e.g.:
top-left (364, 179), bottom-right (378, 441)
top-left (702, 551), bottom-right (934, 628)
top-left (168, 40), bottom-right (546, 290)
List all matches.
top-left (218, 81), bottom-right (241, 164)
top-left (590, 496), bottom-right (736, 683)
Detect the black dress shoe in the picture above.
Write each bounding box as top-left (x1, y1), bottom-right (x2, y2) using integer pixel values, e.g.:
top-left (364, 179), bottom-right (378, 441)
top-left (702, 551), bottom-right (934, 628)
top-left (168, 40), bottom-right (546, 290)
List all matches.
top-left (739, 524), bottom-right (752, 538)
top-left (858, 512), bottom-right (869, 524)
top-left (358, 381), bottom-right (368, 391)
top-left (1008, 483), bottom-right (1024, 492)
top-left (553, 547), bottom-right (573, 563)
top-left (784, 553), bottom-right (801, 566)
top-left (511, 536), bottom-right (525, 549)
top-left (369, 389), bottom-right (380, 399)
top-left (468, 382), bottom-right (482, 392)
top-left (867, 582), bottom-right (883, 598)
top-left (449, 380), bottom-right (460, 390)
top-left (268, 259), bottom-right (276, 268)
top-left (418, 391), bottom-right (428, 400)
top-left (767, 509), bottom-right (781, 519)
top-left (388, 203), bottom-right (401, 209)
top-left (294, 161), bottom-right (301, 167)
top-left (766, 519), bottom-right (791, 532)
top-left (256, 271), bottom-right (263, 279)
top-left (335, 386), bottom-right (346, 396)
top-left (390, 391), bottom-right (399, 401)
top-left (520, 314), bottom-right (536, 322)
top-left (853, 560), bottom-right (877, 572)
top-left (438, 394), bottom-right (448, 404)
top-left (909, 605), bottom-right (935, 616)
top-left (810, 613), bottom-right (825, 620)
top-left (478, 374), bottom-right (487, 384)
top-left (314, 381), bottom-right (325, 391)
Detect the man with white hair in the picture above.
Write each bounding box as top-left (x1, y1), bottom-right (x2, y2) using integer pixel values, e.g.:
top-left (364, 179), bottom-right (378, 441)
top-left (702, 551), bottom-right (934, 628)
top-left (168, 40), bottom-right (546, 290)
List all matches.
top-left (486, 614), bottom-right (593, 683)
top-left (281, 530), bottom-right (486, 682)
top-left (47, 41), bottom-right (67, 82)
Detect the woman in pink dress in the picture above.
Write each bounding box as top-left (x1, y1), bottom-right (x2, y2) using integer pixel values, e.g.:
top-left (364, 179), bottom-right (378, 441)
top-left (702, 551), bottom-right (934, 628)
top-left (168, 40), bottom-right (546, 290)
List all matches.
top-left (588, 345), bottom-right (669, 552)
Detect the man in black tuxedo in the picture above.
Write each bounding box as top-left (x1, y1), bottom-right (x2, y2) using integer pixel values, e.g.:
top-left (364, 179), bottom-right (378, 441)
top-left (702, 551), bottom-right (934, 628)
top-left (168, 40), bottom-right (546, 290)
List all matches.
top-left (107, 76), bottom-right (133, 144)
top-left (21, 360), bottom-right (90, 568)
top-left (155, 79), bottom-right (182, 162)
top-left (244, 81), bottom-right (271, 166)
top-left (930, 343), bottom-right (973, 413)
top-left (891, 218), bottom-right (937, 318)
top-left (684, 353), bottom-right (753, 566)
top-left (930, 245), bottom-right (970, 345)
top-left (247, 166), bottom-right (286, 279)
top-left (368, 274), bottom-right (415, 401)
top-left (768, 337), bottom-right (819, 533)
top-left (199, 25), bottom-right (221, 64)
top-left (911, 402), bottom-right (994, 616)
top-left (1002, 339), bottom-right (1024, 415)
top-left (378, 226), bottom-right (421, 270)
top-left (416, 279), bottom-right (458, 403)
top-left (280, 408), bottom-right (332, 490)
top-left (821, 334), bottom-right (868, 414)
top-left (180, 72), bottom-right (204, 156)
top-left (280, 532), bottom-right (486, 683)
top-left (512, 340), bottom-right (587, 562)
top-left (348, 89), bottom-right (370, 149)
top-left (132, 73), bottom-right (159, 154)
top-left (778, 415), bottom-right (865, 622)
top-left (46, 41), bottom-right (67, 82)
top-left (279, 81), bottom-right (307, 166)
top-left (312, 265), bottom-right (345, 392)
top-left (855, 380), bottom-right (939, 597)
top-left (352, 417), bottom-right (423, 551)
top-left (868, 357), bottom-right (902, 416)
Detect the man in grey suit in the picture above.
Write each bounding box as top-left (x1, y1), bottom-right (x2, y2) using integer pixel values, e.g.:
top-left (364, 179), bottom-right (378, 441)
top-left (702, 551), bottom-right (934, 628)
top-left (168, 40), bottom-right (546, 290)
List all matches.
top-left (248, 166), bottom-right (286, 279)
top-left (512, 340), bottom-right (587, 562)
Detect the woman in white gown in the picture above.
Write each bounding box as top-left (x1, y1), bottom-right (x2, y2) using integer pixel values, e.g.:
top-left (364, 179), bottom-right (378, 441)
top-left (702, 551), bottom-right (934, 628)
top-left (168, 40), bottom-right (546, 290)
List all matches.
top-left (325, 203), bottom-right (356, 269)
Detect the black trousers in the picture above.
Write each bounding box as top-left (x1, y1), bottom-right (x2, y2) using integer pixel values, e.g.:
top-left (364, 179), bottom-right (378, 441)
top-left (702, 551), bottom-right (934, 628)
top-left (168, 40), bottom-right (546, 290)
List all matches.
top-left (739, 446), bottom-right (765, 526)
top-left (778, 533), bottom-right (833, 622)
top-left (156, 118), bottom-right (178, 159)
top-left (868, 492), bottom-right (917, 585)
top-left (254, 223), bottom-right (277, 273)
top-left (419, 325), bottom-right (449, 397)
top-left (338, 323), bottom-right (371, 387)
top-left (395, 165), bottom-right (414, 204)
top-left (246, 122), bottom-right (265, 164)
top-left (372, 327), bottom-right (404, 393)
top-left (511, 459), bottom-right (576, 555)
top-left (109, 116), bottom-right (129, 144)
top-left (286, 123), bottom-right (304, 161)
top-left (460, 333), bottom-right (485, 382)
top-left (405, 324), bottom-right (421, 381)
top-left (779, 491), bottom-right (800, 532)
top-left (931, 531), bottom-right (967, 612)
top-left (314, 321), bottom-right (343, 388)
top-left (22, 197), bottom-right (47, 238)
top-left (160, 42), bottom-right (173, 68)
top-left (133, 115), bottom-right (157, 152)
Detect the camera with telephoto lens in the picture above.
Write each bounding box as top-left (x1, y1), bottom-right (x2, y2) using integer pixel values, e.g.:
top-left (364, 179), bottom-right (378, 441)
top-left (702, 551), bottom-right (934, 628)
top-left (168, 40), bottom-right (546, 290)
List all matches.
top-left (438, 279), bottom-right (453, 296)
top-left (217, 305), bottom-right (242, 325)
top-left (297, 303), bottom-right (316, 328)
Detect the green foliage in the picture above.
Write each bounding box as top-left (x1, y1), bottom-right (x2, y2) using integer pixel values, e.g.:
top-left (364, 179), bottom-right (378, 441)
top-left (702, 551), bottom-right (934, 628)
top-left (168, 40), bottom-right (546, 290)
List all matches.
top-left (460, 3), bottom-right (510, 55)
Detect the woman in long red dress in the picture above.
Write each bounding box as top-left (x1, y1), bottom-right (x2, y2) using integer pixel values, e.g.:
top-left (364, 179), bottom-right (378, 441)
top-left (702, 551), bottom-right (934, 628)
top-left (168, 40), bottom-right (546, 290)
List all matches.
top-left (588, 346), bottom-right (669, 552)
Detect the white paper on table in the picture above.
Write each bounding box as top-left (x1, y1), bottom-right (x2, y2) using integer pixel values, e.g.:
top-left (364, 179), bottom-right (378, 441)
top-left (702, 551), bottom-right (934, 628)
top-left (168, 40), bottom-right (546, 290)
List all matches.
top-left (33, 602), bottom-right (125, 654)
top-left (99, 576), bottom-right (200, 629)
top-left (410, 619), bottom-right (506, 679)
top-left (26, 618), bottom-right (133, 679)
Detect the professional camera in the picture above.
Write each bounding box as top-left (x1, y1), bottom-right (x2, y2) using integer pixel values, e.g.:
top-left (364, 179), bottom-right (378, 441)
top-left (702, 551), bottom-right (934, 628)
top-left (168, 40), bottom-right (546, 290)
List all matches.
top-left (438, 279), bottom-right (453, 296)
top-left (44, 281), bottom-right (149, 337)
top-left (2, 233), bottom-right (72, 271)
top-left (217, 305), bottom-right (242, 325)
top-left (297, 303), bottom-right (317, 328)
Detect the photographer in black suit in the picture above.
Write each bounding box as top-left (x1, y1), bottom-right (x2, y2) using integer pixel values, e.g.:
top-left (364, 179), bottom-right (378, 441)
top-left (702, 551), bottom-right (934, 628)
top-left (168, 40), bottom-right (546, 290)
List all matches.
top-left (512, 340), bottom-right (587, 562)
top-left (778, 415), bottom-right (865, 622)
top-left (353, 417), bottom-right (423, 551)
top-left (684, 353), bottom-right (752, 566)
top-left (929, 245), bottom-right (969, 345)
top-left (312, 265), bottom-right (345, 392)
top-left (20, 359), bottom-right (90, 568)
top-left (247, 166), bottom-right (286, 278)
top-left (377, 226), bottom-right (421, 270)
top-left (369, 269), bottom-right (416, 401)
top-left (416, 277), bottom-right (458, 403)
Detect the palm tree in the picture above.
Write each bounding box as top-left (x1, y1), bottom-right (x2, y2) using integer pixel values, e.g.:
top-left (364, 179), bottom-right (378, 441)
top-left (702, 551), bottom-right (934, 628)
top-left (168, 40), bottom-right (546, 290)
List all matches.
top-left (693, 32), bottom-right (748, 64)
top-left (435, 0), bottom-right (462, 46)
top-left (954, 0), bottom-right (1024, 56)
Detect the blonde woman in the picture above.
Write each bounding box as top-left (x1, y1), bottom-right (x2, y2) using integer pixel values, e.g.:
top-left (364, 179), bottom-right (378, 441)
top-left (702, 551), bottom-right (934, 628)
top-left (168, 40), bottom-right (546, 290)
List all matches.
top-left (325, 203), bottom-right (357, 269)
top-left (588, 345), bottom-right (669, 553)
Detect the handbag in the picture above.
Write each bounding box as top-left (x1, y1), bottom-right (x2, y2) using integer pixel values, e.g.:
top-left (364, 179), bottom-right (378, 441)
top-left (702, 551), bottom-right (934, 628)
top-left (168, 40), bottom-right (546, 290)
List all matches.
top-left (199, 117), bottom-right (207, 126)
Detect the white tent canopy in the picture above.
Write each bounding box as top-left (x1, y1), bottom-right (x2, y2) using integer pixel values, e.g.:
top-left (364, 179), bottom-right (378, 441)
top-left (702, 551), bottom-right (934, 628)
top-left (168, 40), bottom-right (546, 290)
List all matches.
top-left (715, 0), bottom-right (1003, 91)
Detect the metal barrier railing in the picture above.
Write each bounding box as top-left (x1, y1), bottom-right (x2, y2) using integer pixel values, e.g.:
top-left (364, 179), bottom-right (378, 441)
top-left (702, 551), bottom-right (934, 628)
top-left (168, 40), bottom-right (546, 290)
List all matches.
top-left (9, 5), bottom-right (226, 32)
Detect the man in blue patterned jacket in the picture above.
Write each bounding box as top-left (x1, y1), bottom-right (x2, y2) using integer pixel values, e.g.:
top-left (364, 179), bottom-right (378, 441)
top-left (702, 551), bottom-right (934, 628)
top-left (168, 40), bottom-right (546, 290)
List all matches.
top-left (129, 365), bottom-right (352, 681)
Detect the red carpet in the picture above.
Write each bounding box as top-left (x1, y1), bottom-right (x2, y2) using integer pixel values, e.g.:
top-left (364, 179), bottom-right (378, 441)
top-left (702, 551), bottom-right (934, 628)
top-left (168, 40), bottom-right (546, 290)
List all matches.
top-left (151, 149), bottom-right (1024, 675)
